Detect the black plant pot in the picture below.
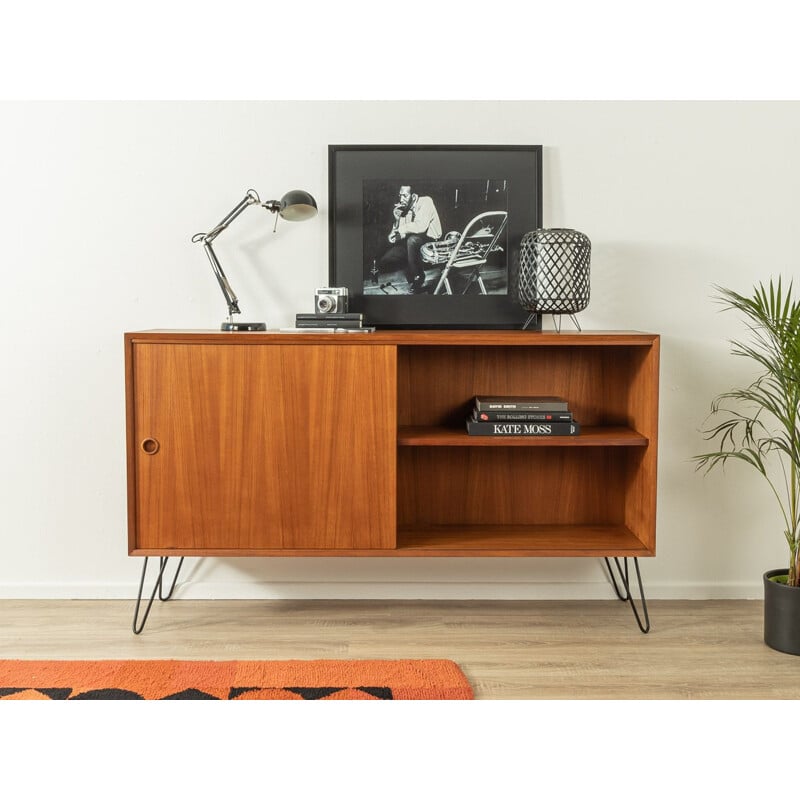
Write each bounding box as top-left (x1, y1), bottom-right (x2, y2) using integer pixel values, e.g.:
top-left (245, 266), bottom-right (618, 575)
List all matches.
top-left (763, 569), bottom-right (800, 655)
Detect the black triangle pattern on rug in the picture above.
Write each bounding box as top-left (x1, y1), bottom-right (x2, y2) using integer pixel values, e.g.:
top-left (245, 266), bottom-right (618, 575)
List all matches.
top-left (1, 684), bottom-right (395, 700)
top-left (40, 687), bottom-right (74, 700)
top-left (0, 687), bottom-right (75, 700)
top-left (71, 689), bottom-right (144, 700)
top-left (228, 686), bottom-right (261, 700)
top-left (161, 688), bottom-right (220, 700)
top-left (356, 686), bottom-right (393, 700)
top-left (284, 686), bottom-right (343, 700)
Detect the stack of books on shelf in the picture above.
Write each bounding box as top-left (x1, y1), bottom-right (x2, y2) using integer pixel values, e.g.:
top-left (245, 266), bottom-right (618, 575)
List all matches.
top-left (466, 395), bottom-right (580, 437)
top-left (291, 313), bottom-right (375, 333)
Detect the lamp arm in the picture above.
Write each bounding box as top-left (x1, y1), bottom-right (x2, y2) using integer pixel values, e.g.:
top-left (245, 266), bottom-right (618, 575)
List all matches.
top-left (191, 189), bottom-right (273, 321)
top-left (201, 240), bottom-right (241, 318)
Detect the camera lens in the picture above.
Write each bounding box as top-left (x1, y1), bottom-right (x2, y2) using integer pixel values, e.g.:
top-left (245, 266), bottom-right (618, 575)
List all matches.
top-left (317, 295), bottom-right (333, 313)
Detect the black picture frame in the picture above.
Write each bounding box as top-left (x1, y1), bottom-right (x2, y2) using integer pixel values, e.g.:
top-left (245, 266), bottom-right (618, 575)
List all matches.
top-left (328, 145), bottom-right (543, 329)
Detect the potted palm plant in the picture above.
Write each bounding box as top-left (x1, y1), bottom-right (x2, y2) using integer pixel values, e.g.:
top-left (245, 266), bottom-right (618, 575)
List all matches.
top-left (694, 278), bottom-right (800, 654)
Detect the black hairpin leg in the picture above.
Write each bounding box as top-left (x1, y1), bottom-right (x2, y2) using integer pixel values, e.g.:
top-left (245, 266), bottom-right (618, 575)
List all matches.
top-left (552, 314), bottom-right (582, 333)
top-left (603, 557), bottom-right (650, 634)
top-left (132, 556), bottom-right (185, 634)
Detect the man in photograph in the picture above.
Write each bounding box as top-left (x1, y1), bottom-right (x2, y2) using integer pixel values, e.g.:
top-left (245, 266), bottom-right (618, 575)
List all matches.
top-left (378, 185), bottom-right (442, 293)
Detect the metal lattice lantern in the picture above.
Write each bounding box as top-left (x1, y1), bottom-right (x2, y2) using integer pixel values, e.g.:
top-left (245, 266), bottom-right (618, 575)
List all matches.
top-left (515, 229), bottom-right (591, 331)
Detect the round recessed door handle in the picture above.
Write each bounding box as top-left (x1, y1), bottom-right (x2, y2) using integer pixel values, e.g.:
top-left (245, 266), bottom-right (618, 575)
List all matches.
top-left (140, 437), bottom-right (160, 455)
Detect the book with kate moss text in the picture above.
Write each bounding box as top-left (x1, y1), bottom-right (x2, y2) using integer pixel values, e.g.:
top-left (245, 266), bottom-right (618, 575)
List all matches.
top-left (474, 395), bottom-right (570, 412)
top-left (466, 420), bottom-right (580, 436)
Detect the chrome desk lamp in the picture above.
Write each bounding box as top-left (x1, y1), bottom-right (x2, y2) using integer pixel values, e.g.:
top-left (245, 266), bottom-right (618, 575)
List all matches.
top-left (191, 188), bottom-right (317, 331)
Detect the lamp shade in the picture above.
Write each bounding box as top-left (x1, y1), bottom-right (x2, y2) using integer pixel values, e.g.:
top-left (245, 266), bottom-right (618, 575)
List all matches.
top-left (516, 228), bottom-right (591, 315)
top-left (279, 190), bottom-right (318, 221)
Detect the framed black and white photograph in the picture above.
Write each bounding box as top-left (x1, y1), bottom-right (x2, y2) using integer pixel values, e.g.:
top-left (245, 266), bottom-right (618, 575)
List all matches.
top-left (328, 145), bottom-right (543, 329)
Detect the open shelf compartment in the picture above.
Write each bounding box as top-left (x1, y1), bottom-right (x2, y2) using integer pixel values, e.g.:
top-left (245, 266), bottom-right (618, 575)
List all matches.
top-left (395, 340), bottom-right (659, 556)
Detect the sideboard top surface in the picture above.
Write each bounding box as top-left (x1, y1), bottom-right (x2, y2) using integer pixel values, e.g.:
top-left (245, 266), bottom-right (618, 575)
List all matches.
top-left (125, 330), bottom-right (659, 346)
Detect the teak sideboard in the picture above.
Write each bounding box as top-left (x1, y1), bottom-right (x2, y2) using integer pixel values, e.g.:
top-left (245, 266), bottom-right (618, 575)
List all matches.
top-left (124, 330), bottom-right (659, 630)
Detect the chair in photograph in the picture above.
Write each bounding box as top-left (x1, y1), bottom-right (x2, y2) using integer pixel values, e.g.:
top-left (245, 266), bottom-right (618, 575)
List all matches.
top-left (428, 211), bottom-right (508, 296)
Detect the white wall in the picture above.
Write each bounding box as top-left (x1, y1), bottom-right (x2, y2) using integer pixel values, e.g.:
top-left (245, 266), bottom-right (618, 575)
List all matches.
top-left (1, 100), bottom-right (796, 600)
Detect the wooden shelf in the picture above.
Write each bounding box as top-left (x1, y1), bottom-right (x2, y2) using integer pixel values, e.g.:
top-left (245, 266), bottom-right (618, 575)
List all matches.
top-left (130, 525), bottom-right (650, 558)
top-left (397, 425), bottom-right (648, 447)
top-left (127, 330), bottom-right (659, 347)
top-left (397, 524), bottom-right (651, 557)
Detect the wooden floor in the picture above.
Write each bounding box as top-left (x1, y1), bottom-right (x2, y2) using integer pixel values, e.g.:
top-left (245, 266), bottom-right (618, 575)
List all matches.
top-left (1, 599), bottom-right (797, 699)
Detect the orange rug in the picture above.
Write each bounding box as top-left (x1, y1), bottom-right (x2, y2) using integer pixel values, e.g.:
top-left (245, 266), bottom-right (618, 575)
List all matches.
top-left (0, 659), bottom-right (473, 700)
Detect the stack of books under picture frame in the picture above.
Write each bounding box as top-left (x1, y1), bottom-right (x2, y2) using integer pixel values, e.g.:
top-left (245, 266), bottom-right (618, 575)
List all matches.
top-left (285, 312), bottom-right (376, 333)
top-left (466, 395), bottom-right (580, 437)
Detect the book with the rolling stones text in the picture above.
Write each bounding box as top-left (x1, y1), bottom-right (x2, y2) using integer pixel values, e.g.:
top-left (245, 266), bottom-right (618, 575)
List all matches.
top-left (466, 420), bottom-right (580, 436)
top-left (473, 395), bottom-right (570, 412)
top-left (471, 409), bottom-right (573, 423)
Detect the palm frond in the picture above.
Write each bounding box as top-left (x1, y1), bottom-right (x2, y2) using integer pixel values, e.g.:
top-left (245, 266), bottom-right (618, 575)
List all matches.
top-left (695, 278), bottom-right (800, 581)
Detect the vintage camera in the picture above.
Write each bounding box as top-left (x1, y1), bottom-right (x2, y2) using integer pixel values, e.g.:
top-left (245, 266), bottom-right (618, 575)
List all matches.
top-left (315, 287), bottom-right (349, 314)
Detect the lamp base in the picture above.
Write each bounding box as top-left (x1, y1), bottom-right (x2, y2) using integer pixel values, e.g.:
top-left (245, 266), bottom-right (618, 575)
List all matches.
top-left (220, 321), bottom-right (267, 332)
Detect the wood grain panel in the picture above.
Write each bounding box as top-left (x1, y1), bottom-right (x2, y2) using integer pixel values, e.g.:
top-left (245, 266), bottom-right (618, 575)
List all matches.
top-left (397, 447), bottom-right (625, 528)
top-left (624, 338), bottom-right (660, 553)
top-left (130, 343), bottom-right (395, 551)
